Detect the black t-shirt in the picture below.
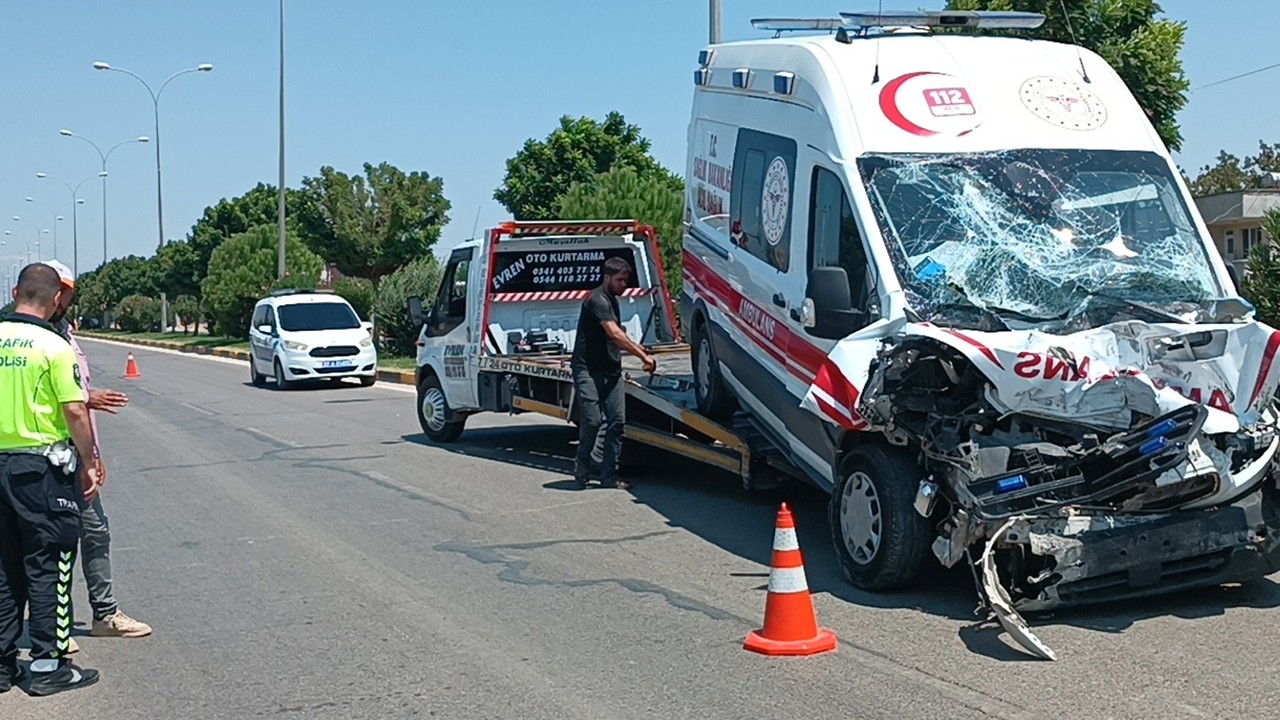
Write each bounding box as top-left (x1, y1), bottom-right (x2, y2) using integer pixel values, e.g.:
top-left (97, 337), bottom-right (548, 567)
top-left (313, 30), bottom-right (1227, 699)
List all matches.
top-left (571, 287), bottom-right (622, 373)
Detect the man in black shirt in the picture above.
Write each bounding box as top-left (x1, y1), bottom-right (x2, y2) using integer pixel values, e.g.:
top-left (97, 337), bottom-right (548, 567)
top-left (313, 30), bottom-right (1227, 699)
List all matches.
top-left (570, 257), bottom-right (656, 489)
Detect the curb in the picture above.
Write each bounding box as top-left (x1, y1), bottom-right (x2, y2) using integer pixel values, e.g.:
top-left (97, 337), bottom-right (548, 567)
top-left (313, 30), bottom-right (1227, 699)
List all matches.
top-left (76, 332), bottom-right (417, 387)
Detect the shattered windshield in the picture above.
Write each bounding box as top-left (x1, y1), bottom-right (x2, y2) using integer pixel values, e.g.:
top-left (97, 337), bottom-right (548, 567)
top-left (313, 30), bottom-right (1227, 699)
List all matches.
top-left (858, 149), bottom-right (1224, 330)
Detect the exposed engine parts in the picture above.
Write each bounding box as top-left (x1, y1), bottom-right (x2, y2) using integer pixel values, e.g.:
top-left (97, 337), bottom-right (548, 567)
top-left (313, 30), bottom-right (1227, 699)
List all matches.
top-left (855, 336), bottom-right (1280, 660)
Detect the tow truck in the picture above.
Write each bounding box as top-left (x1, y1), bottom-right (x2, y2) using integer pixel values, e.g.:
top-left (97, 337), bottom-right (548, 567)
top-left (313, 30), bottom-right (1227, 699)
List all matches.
top-left (407, 219), bottom-right (797, 490)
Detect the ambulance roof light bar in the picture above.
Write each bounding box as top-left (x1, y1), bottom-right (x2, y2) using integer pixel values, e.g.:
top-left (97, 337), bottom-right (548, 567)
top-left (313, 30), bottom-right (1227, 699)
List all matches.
top-left (840, 10), bottom-right (1046, 31)
top-left (751, 18), bottom-right (847, 33)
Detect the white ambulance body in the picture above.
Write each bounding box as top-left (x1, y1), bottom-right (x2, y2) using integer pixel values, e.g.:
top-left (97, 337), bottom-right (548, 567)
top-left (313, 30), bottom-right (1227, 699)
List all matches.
top-left (681, 10), bottom-right (1280, 651)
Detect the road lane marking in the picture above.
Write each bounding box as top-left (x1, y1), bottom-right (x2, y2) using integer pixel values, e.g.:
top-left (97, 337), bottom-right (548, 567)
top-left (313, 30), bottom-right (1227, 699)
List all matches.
top-left (243, 426), bottom-right (301, 448)
top-left (181, 401), bottom-right (217, 416)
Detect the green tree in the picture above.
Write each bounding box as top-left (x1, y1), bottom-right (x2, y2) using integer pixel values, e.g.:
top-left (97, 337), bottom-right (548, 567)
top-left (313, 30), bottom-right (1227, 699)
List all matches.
top-left (495, 111), bottom-right (671, 220)
top-left (114, 294), bottom-right (161, 332)
top-left (331, 276), bottom-right (375, 322)
top-left (1242, 209), bottom-right (1280, 328)
top-left (557, 166), bottom-right (685, 300)
top-left (173, 294), bottom-right (201, 334)
top-left (372, 255), bottom-right (441, 357)
top-left (1190, 141), bottom-right (1280, 197)
top-left (154, 240), bottom-right (202, 299)
top-left (201, 224), bottom-right (325, 337)
top-left (297, 162), bottom-right (450, 284)
top-left (187, 183), bottom-right (314, 287)
top-left (946, 0), bottom-right (1189, 151)
top-left (74, 256), bottom-right (160, 320)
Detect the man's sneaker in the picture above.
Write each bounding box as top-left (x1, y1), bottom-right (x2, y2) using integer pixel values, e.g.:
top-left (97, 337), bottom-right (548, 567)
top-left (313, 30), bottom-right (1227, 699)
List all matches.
top-left (91, 611), bottom-right (152, 638)
top-left (27, 663), bottom-right (99, 697)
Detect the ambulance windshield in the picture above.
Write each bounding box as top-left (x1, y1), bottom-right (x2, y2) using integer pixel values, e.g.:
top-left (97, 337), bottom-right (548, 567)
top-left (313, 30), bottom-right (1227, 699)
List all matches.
top-left (857, 149), bottom-right (1228, 330)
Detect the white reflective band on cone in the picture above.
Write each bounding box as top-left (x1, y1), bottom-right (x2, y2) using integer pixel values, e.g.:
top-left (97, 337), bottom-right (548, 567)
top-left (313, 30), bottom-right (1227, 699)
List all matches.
top-left (773, 527), bottom-right (800, 551)
top-left (768, 566), bottom-right (809, 594)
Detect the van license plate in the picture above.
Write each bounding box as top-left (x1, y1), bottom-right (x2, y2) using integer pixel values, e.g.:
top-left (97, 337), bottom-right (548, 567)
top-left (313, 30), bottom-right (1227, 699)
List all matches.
top-left (321, 360), bottom-right (353, 368)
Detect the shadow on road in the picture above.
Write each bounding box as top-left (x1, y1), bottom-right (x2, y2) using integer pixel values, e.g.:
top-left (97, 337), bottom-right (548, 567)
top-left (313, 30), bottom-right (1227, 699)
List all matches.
top-left (402, 421), bottom-right (1280, 651)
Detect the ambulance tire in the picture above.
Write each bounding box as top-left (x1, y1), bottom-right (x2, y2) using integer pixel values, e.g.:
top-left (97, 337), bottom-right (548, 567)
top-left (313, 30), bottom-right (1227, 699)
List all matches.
top-left (830, 446), bottom-right (931, 592)
top-left (418, 374), bottom-right (465, 443)
top-left (691, 318), bottom-right (736, 419)
top-left (359, 375), bottom-right (377, 387)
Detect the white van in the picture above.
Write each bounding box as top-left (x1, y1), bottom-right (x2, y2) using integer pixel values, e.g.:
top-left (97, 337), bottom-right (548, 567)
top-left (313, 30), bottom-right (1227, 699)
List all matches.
top-left (682, 9), bottom-right (1280, 633)
top-left (248, 289), bottom-right (378, 389)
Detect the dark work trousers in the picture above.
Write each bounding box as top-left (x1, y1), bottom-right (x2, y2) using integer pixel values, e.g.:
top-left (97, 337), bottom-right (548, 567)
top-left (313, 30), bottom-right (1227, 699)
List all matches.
top-left (573, 368), bottom-right (626, 484)
top-left (0, 453), bottom-right (82, 664)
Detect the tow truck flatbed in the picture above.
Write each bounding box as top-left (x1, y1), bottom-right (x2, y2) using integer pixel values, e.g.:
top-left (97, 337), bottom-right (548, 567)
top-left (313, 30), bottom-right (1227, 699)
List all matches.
top-left (478, 344), bottom-right (786, 486)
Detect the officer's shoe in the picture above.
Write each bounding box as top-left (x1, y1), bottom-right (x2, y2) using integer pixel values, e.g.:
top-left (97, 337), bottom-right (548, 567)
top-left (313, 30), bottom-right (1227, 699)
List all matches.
top-left (0, 657), bottom-right (19, 693)
top-left (27, 662), bottom-right (99, 696)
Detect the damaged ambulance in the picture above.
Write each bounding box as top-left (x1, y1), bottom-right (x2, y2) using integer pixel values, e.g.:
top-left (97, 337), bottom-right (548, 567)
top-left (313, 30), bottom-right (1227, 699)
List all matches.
top-left (681, 10), bottom-right (1280, 657)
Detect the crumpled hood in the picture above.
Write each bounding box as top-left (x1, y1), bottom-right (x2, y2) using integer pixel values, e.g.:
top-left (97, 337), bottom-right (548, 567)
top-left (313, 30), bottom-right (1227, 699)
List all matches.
top-left (803, 318), bottom-right (1280, 435)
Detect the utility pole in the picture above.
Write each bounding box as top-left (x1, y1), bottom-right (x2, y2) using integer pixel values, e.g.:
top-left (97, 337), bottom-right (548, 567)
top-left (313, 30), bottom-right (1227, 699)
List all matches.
top-left (710, 0), bottom-right (722, 44)
top-left (277, 0), bottom-right (288, 280)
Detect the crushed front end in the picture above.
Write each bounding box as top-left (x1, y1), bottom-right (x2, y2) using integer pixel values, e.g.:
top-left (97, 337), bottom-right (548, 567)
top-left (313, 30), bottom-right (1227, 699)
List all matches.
top-left (844, 324), bottom-right (1280, 658)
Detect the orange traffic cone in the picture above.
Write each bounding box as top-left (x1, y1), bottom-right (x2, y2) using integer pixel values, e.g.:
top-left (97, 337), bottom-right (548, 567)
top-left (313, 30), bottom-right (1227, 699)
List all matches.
top-left (744, 503), bottom-right (837, 656)
top-left (123, 352), bottom-right (141, 380)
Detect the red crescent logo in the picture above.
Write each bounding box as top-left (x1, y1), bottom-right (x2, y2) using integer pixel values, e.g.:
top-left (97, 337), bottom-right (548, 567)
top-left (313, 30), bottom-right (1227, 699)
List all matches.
top-left (879, 72), bottom-right (937, 137)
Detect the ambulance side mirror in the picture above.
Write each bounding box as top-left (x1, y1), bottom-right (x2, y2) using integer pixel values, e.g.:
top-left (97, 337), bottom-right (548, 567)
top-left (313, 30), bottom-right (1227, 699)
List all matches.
top-left (407, 295), bottom-right (425, 328)
top-left (806, 267), bottom-right (863, 340)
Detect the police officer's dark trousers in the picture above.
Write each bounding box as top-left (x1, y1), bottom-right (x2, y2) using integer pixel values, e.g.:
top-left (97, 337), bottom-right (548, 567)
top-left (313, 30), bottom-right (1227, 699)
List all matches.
top-left (0, 452), bottom-right (82, 665)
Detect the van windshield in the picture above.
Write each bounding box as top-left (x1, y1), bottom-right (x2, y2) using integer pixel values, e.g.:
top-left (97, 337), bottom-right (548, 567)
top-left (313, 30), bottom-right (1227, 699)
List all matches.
top-left (857, 149), bottom-right (1227, 330)
top-left (278, 302), bottom-right (361, 331)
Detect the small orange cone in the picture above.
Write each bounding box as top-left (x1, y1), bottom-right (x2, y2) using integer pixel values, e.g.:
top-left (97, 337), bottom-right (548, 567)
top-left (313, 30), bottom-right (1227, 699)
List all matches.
top-left (123, 352), bottom-right (141, 380)
top-left (744, 503), bottom-right (837, 656)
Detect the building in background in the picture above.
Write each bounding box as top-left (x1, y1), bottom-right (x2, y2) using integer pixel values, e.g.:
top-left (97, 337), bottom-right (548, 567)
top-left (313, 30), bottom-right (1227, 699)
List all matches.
top-left (1194, 184), bottom-right (1280, 280)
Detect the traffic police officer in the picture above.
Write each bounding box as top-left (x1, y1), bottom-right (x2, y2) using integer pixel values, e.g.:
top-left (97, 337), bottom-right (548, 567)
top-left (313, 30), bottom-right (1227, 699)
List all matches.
top-left (0, 263), bottom-right (103, 696)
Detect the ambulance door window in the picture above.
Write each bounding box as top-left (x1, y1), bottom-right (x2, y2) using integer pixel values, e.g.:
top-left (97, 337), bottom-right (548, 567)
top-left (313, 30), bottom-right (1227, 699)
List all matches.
top-left (808, 167), bottom-right (870, 315)
top-left (731, 129), bottom-right (797, 273)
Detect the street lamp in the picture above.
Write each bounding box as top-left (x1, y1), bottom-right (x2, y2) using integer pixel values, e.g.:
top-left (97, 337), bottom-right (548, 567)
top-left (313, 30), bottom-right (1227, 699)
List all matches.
top-left (93, 61), bottom-right (213, 252)
top-left (23, 197), bottom-right (62, 259)
top-left (36, 172), bottom-right (105, 277)
top-left (11, 217), bottom-right (50, 263)
top-left (59, 129), bottom-right (148, 272)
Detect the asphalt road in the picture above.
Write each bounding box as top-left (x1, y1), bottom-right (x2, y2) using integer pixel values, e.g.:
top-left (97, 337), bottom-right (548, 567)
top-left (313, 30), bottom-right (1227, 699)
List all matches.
top-left (3, 339), bottom-right (1280, 718)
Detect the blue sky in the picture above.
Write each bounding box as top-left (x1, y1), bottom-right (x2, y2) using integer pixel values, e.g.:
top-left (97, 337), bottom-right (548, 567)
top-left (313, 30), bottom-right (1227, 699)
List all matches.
top-left (2, 0), bottom-right (1278, 277)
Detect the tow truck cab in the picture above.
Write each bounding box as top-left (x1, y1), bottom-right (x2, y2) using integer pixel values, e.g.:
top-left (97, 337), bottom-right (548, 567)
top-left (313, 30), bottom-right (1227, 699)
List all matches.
top-left (410, 220), bottom-right (679, 442)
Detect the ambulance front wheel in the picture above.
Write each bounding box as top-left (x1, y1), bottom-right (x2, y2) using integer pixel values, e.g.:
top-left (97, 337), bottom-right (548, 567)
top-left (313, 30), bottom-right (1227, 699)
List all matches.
top-left (830, 446), bottom-right (931, 592)
top-left (418, 373), bottom-right (465, 443)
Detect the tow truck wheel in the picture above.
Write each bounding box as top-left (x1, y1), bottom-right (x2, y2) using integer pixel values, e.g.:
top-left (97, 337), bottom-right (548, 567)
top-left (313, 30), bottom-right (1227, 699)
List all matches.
top-left (830, 446), bottom-right (931, 592)
top-left (418, 374), bottom-right (465, 443)
top-left (691, 319), bottom-right (736, 419)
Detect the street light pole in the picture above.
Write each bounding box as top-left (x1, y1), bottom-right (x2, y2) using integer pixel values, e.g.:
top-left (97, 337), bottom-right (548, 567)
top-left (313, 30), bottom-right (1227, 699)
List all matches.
top-left (59, 130), bottom-right (149, 271)
top-left (278, 0), bottom-right (287, 279)
top-left (12, 218), bottom-right (49, 264)
top-left (23, 197), bottom-right (61, 260)
top-left (36, 172), bottom-right (107, 278)
top-left (93, 61), bottom-right (213, 253)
